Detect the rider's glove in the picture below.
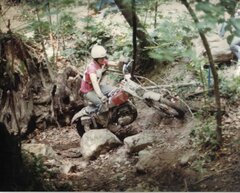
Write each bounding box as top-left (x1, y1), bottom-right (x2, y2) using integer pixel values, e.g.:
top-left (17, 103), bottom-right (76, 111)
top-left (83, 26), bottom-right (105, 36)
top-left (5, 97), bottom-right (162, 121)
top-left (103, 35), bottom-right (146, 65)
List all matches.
top-left (101, 95), bottom-right (108, 103)
top-left (118, 56), bottom-right (129, 66)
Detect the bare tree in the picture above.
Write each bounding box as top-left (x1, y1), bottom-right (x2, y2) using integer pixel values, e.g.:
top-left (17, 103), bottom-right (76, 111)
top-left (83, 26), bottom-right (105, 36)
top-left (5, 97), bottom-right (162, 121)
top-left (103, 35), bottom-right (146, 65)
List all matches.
top-left (114, 0), bottom-right (156, 72)
top-left (180, 0), bottom-right (223, 146)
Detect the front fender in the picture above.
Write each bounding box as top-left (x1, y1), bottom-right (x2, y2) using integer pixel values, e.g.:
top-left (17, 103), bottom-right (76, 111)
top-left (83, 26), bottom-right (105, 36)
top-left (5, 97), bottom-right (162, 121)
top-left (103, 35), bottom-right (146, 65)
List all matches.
top-left (143, 91), bottom-right (161, 101)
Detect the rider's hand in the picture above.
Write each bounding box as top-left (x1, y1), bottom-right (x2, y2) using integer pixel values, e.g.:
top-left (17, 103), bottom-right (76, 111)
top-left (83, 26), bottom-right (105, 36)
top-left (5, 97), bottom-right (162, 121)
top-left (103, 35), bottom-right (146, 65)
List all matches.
top-left (101, 95), bottom-right (108, 103)
top-left (118, 56), bottom-right (129, 67)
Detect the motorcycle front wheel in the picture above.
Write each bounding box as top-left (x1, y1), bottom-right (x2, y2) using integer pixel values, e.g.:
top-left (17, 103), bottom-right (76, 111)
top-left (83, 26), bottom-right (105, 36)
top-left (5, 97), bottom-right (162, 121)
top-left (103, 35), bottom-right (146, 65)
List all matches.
top-left (145, 98), bottom-right (185, 119)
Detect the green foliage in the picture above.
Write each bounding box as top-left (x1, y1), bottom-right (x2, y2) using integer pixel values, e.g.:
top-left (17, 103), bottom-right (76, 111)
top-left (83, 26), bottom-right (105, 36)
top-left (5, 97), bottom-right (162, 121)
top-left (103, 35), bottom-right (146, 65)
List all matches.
top-left (84, 17), bottom-right (111, 44)
top-left (194, 2), bottom-right (223, 34)
top-left (110, 32), bottom-right (133, 59)
top-left (186, 57), bottom-right (209, 90)
top-left (25, 0), bottom-right (77, 39)
top-left (20, 151), bottom-right (56, 191)
top-left (147, 15), bottom-right (197, 63)
top-left (75, 15), bottom-right (132, 60)
top-left (58, 12), bottom-right (76, 36)
top-left (29, 20), bottom-right (50, 41)
top-left (15, 150), bottom-right (74, 191)
top-left (196, 2), bottom-right (224, 19)
top-left (57, 0), bottom-right (75, 6)
top-left (191, 150), bottom-right (218, 174)
top-left (191, 158), bottom-right (207, 174)
top-left (194, 0), bottom-right (238, 40)
top-left (23, 0), bottom-right (78, 65)
top-left (189, 114), bottom-right (222, 173)
top-left (190, 115), bottom-right (218, 151)
top-left (60, 48), bottom-right (76, 58)
top-left (219, 0), bottom-right (237, 15)
top-left (26, 0), bottom-right (76, 8)
top-left (74, 16), bottom-right (112, 59)
top-left (219, 76), bottom-right (240, 101)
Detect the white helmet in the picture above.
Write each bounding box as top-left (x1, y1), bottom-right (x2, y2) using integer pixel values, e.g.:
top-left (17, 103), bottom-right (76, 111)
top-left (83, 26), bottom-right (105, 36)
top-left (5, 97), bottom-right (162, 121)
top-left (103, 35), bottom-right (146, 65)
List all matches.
top-left (91, 45), bottom-right (107, 59)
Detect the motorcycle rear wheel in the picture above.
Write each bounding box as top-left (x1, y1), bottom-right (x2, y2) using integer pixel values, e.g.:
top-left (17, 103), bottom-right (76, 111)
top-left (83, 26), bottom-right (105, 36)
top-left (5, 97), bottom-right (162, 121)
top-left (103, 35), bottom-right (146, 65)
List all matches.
top-left (145, 98), bottom-right (185, 118)
top-left (76, 119), bottom-right (102, 137)
top-left (76, 121), bottom-right (85, 137)
top-left (111, 101), bottom-right (138, 126)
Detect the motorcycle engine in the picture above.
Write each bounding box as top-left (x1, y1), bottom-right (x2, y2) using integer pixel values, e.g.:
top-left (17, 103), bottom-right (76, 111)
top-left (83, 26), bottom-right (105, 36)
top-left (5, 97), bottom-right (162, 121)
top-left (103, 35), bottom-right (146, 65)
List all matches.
top-left (112, 102), bottom-right (137, 126)
top-left (117, 115), bottom-right (133, 126)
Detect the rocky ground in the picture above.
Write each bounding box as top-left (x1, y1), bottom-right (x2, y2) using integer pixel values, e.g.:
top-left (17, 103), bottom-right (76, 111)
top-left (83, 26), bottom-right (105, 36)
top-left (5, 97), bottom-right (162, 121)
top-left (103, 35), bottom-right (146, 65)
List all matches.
top-left (23, 63), bottom-right (240, 191)
top-left (25, 98), bottom-right (196, 191)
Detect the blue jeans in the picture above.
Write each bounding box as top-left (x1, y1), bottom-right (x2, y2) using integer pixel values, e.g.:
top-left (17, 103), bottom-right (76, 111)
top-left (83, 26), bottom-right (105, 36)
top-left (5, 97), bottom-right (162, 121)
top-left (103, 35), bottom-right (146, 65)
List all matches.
top-left (84, 85), bottom-right (115, 106)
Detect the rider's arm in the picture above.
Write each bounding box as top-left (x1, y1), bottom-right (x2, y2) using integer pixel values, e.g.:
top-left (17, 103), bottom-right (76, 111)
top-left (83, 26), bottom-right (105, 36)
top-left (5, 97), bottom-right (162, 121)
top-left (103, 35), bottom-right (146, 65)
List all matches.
top-left (107, 61), bottom-right (119, 67)
top-left (90, 73), bottom-right (104, 98)
top-left (107, 57), bottom-right (128, 69)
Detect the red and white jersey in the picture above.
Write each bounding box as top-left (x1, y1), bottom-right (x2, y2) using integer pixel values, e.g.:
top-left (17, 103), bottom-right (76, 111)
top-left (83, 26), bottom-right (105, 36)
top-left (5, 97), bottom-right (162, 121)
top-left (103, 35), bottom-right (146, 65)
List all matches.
top-left (80, 60), bottom-right (107, 94)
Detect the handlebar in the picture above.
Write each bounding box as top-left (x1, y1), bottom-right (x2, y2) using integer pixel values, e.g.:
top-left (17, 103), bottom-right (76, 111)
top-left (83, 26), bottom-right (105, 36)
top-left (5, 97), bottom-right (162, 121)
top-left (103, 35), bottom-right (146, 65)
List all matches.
top-left (103, 59), bottom-right (134, 77)
top-left (122, 60), bottom-right (133, 75)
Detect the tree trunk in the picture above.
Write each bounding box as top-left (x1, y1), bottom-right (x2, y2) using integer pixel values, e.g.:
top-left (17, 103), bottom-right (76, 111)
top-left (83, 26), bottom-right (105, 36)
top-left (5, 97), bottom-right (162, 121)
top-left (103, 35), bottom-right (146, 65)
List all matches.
top-left (131, 0), bottom-right (137, 76)
top-left (181, 0), bottom-right (223, 146)
top-left (36, 8), bottom-right (54, 82)
top-left (114, 0), bottom-right (156, 72)
top-left (114, 0), bottom-right (154, 47)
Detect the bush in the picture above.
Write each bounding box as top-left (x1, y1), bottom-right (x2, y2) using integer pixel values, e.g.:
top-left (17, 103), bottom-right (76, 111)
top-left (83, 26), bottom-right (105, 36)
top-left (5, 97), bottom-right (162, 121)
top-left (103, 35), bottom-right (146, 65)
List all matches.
top-left (220, 76), bottom-right (240, 101)
top-left (190, 115), bottom-right (218, 151)
top-left (17, 151), bottom-right (57, 191)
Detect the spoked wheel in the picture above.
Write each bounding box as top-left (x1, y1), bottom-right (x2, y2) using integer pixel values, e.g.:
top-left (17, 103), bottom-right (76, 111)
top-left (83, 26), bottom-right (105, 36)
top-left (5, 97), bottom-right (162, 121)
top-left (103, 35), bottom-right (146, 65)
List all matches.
top-left (145, 98), bottom-right (185, 119)
top-left (111, 101), bottom-right (138, 126)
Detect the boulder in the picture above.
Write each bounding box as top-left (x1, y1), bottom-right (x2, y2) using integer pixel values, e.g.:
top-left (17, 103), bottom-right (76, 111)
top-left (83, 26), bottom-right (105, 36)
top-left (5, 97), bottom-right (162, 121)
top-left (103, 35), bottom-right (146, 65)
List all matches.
top-left (193, 33), bottom-right (233, 63)
top-left (80, 129), bottom-right (122, 160)
top-left (135, 150), bottom-right (176, 174)
top-left (124, 132), bottom-right (160, 153)
top-left (22, 143), bottom-right (58, 159)
top-left (60, 162), bottom-right (77, 174)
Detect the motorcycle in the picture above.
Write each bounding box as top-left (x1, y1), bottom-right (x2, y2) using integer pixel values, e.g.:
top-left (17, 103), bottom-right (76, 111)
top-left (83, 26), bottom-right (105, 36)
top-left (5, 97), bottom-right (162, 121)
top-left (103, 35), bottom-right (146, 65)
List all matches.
top-left (71, 60), bottom-right (185, 137)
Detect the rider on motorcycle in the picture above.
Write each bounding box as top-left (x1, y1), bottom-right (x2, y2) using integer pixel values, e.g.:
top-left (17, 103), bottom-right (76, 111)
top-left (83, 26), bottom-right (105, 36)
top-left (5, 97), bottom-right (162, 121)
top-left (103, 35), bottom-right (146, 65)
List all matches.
top-left (80, 45), bottom-right (122, 106)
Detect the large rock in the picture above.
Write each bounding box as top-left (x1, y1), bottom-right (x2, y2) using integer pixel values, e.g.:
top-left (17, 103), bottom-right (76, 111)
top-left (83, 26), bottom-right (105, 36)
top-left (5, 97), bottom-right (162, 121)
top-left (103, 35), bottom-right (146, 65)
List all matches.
top-left (124, 132), bottom-right (160, 153)
top-left (193, 33), bottom-right (233, 63)
top-left (22, 143), bottom-right (57, 159)
top-left (59, 162), bottom-right (77, 174)
top-left (80, 129), bottom-right (122, 160)
top-left (135, 150), bottom-right (176, 174)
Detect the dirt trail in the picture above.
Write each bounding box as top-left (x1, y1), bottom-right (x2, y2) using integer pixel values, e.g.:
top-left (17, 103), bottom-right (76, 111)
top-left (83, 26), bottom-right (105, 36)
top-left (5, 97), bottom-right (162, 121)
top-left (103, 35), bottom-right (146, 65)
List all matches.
top-left (33, 98), bottom-right (194, 191)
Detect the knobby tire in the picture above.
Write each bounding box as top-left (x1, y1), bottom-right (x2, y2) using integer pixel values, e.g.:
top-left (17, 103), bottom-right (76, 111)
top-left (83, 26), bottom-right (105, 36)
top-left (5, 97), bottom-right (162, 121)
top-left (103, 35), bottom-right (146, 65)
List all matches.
top-left (146, 98), bottom-right (185, 119)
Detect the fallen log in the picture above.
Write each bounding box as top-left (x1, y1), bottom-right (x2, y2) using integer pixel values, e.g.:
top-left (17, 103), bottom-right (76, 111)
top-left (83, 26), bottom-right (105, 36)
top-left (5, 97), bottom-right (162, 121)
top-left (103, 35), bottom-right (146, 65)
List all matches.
top-left (144, 82), bottom-right (201, 90)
